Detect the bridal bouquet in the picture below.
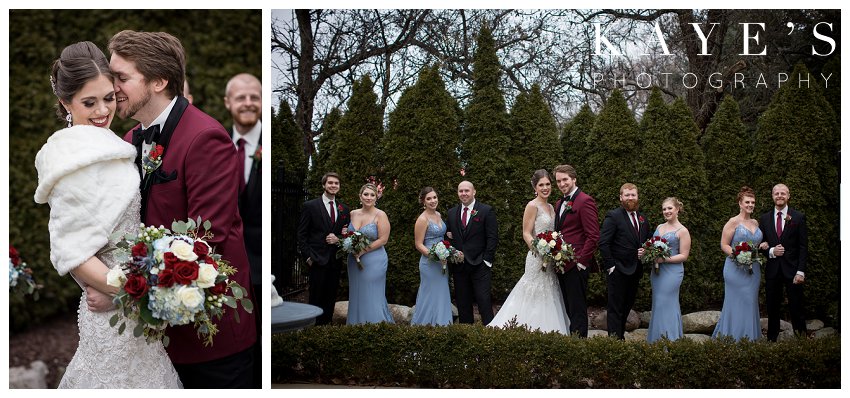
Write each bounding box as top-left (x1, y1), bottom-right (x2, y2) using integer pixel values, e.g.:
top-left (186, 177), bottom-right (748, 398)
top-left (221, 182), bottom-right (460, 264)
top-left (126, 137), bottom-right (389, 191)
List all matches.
top-left (107, 218), bottom-right (253, 347)
top-left (428, 240), bottom-right (462, 274)
top-left (9, 245), bottom-right (40, 299)
top-left (641, 236), bottom-right (672, 274)
top-left (730, 241), bottom-right (764, 275)
top-left (336, 230), bottom-right (372, 270)
top-left (531, 231), bottom-right (576, 273)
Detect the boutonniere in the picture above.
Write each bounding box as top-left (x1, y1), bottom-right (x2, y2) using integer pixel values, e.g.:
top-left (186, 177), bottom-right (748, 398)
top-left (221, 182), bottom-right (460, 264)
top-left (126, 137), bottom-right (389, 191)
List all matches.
top-left (250, 145), bottom-right (262, 164)
top-left (564, 200), bottom-right (575, 213)
top-left (471, 209), bottom-right (479, 218)
top-left (338, 204), bottom-right (348, 219)
top-left (638, 215), bottom-right (645, 223)
top-left (142, 144), bottom-right (165, 176)
top-left (785, 214), bottom-right (792, 222)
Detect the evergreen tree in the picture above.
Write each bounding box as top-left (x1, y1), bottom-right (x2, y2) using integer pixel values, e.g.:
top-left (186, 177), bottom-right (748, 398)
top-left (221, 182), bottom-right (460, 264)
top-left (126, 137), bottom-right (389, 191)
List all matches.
top-left (635, 88), bottom-right (671, 215)
top-left (306, 108), bottom-right (342, 197)
top-left (272, 101), bottom-right (307, 180)
top-left (583, 89), bottom-right (640, 215)
top-left (462, 25), bottom-right (515, 301)
top-left (497, 84), bottom-right (563, 299)
top-left (324, 76), bottom-right (384, 206)
top-left (381, 65), bottom-right (462, 304)
top-left (664, 97), bottom-right (713, 312)
top-left (754, 63), bottom-right (839, 321)
top-left (561, 103), bottom-right (596, 174)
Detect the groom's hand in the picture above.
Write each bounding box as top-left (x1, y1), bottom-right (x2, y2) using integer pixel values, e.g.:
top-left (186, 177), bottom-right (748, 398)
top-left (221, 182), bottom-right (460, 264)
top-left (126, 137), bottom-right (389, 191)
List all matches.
top-left (85, 286), bottom-right (116, 312)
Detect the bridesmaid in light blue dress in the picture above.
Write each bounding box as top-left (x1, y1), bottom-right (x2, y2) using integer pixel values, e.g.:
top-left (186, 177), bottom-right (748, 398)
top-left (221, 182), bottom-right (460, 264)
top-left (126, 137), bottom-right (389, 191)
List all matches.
top-left (411, 187), bottom-right (453, 326)
top-left (346, 183), bottom-right (394, 325)
top-left (713, 187), bottom-right (763, 341)
top-left (647, 197), bottom-right (691, 343)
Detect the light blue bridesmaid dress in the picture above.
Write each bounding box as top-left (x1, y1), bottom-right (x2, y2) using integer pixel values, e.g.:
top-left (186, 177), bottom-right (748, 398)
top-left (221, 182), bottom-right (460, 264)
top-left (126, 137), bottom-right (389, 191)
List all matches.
top-left (411, 220), bottom-right (453, 326)
top-left (712, 224), bottom-right (763, 341)
top-left (347, 219), bottom-right (394, 325)
top-left (647, 227), bottom-right (685, 342)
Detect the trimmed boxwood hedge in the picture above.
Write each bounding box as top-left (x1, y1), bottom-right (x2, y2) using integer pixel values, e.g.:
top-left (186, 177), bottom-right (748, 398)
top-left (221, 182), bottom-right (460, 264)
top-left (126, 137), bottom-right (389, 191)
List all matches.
top-left (273, 323), bottom-right (839, 388)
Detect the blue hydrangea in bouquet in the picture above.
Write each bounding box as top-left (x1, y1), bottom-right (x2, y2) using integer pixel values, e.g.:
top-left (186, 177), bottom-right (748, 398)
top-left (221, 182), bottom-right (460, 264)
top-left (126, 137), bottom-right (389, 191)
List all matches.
top-left (336, 230), bottom-right (372, 270)
top-left (9, 245), bottom-right (41, 299)
top-left (427, 240), bottom-right (462, 274)
top-left (106, 218), bottom-right (253, 347)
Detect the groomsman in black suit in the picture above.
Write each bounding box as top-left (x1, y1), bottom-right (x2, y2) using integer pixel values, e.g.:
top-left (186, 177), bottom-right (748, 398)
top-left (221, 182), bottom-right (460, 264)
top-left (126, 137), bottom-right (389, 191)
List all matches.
top-left (224, 72), bottom-right (262, 387)
top-left (759, 183), bottom-right (808, 341)
top-left (446, 181), bottom-right (498, 325)
top-left (297, 172), bottom-right (349, 325)
top-left (599, 183), bottom-right (652, 339)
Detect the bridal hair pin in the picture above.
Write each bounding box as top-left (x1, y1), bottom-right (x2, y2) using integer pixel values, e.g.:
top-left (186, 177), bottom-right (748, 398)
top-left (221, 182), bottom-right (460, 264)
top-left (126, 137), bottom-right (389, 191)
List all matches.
top-left (49, 75), bottom-right (58, 97)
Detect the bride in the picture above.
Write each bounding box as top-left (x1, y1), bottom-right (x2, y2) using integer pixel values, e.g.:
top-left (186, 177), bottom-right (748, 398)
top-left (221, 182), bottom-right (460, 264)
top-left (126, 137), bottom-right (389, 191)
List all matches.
top-left (34, 41), bottom-right (181, 388)
top-left (487, 169), bottom-right (570, 334)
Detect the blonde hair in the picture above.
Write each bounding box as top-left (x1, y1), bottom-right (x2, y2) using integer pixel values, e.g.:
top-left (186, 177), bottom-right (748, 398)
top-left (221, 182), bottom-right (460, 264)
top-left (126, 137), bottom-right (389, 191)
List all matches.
top-left (360, 183), bottom-right (378, 196)
top-left (662, 197), bottom-right (684, 215)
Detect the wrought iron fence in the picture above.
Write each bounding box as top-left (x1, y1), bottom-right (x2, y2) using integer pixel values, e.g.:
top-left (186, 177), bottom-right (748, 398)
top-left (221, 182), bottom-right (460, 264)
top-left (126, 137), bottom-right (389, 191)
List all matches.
top-left (272, 161), bottom-right (309, 302)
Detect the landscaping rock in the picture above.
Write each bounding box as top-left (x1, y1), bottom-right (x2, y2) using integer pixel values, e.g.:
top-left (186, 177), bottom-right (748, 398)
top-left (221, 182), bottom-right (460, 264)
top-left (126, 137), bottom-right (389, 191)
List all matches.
top-left (388, 304), bottom-right (412, 324)
top-left (814, 327), bottom-right (836, 339)
top-left (640, 311), bottom-right (651, 328)
top-left (9, 360), bottom-right (48, 389)
top-left (682, 311), bottom-right (721, 334)
top-left (806, 319), bottom-right (824, 331)
top-left (332, 301), bottom-right (349, 325)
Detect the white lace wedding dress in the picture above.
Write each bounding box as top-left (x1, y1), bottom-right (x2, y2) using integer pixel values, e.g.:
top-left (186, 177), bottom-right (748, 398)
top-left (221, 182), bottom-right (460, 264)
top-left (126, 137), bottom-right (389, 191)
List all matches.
top-left (487, 202), bottom-right (570, 334)
top-left (58, 193), bottom-right (182, 389)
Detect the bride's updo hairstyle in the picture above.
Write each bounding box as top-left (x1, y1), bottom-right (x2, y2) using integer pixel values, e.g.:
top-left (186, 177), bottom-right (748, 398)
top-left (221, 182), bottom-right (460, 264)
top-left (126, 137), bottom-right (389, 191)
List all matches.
top-left (530, 169), bottom-right (552, 190)
top-left (50, 41), bottom-right (112, 121)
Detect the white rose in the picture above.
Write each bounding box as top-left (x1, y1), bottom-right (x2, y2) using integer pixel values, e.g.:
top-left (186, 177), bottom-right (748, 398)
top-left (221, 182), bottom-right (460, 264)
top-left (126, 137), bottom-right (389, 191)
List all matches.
top-left (196, 263), bottom-right (218, 288)
top-left (548, 240), bottom-right (557, 248)
top-left (176, 285), bottom-right (204, 308)
top-left (171, 240), bottom-right (198, 261)
top-left (106, 267), bottom-right (127, 288)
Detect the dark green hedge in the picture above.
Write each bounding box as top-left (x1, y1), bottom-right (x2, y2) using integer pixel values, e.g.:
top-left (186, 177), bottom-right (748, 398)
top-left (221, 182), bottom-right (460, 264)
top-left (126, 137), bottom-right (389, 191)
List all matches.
top-left (8, 10), bottom-right (261, 331)
top-left (273, 323), bottom-right (839, 388)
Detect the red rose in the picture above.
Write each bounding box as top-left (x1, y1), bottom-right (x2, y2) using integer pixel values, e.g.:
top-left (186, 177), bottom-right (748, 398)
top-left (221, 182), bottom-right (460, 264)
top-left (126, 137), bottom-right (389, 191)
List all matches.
top-left (150, 144), bottom-right (164, 158)
top-left (163, 252), bottom-right (179, 269)
top-left (205, 255), bottom-right (218, 269)
top-left (193, 241), bottom-right (210, 257)
top-left (9, 245), bottom-right (20, 266)
top-left (157, 268), bottom-right (176, 287)
top-left (210, 281), bottom-right (229, 295)
top-left (131, 242), bottom-right (148, 258)
top-left (124, 274), bottom-right (150, 299)
top-left (173, 261), bottom-right (200, 285)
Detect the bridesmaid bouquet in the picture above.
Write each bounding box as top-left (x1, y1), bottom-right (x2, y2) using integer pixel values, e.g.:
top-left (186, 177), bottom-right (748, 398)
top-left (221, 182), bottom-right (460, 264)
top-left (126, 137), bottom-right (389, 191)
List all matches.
top-left (641, 236), bottom-right (672, 274)
top-left (730, 241), bottom-right (765, 275)
top-left (9, 245), bottom-right (41, 299)
top-left (428, 240), bottom-right (462, 274)
top-left (107, 218), bottom-right (253, 347)
top-left (531, 231), bottom-right (576, 273)
top-left (336, 230), bottom-right (372, 270)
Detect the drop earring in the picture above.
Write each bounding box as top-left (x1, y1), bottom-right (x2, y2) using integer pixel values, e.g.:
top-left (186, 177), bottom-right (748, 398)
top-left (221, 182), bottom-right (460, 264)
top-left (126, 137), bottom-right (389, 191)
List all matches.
top-left (65, 113), bottom-right (73, 128)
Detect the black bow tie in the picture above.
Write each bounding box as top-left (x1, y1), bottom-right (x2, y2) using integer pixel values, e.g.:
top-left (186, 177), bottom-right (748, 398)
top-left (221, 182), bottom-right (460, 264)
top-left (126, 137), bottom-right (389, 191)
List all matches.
top-left (563, 194), bottom-right (572, 202)
top-left (133, 125), bottom-right (161, 146)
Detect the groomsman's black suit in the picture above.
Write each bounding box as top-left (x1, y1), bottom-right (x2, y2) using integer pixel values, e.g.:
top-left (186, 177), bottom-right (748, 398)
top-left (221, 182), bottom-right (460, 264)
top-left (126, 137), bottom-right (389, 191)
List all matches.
top-left (599, 207), bottom-right (652, 339)
top-left (446, 201), bottom-right (498, 324)
top-left (231, 130), bottom-right (261, 387)
top-left (297, 196), bottom-right (350, 325)
top-left (759, 207), bottom-right (808, 341)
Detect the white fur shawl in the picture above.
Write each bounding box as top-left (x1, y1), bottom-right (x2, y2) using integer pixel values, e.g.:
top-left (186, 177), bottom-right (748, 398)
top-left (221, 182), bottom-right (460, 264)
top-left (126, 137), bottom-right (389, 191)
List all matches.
top-left (34, 125), bottom-right (139, 276)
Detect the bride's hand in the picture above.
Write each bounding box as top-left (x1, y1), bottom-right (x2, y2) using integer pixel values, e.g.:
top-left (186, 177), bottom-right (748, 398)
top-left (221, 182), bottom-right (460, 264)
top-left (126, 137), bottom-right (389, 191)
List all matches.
top-left (85, 286), bottom-right (116, 313)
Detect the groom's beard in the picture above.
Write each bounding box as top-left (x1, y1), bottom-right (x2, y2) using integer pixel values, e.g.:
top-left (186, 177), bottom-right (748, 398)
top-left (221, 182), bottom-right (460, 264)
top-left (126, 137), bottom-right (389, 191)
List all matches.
top-left (119, 87), bottom-right (152, 120)
top-left (621, 199), bottom-right (639, 212)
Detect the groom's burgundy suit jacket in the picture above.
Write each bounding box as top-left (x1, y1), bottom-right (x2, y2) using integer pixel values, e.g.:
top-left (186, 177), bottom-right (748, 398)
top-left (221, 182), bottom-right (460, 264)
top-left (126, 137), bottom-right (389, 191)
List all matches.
top-left (554, 189), bottom-right (600, 272)
top-left (123, 96), bottom-right (257, 364)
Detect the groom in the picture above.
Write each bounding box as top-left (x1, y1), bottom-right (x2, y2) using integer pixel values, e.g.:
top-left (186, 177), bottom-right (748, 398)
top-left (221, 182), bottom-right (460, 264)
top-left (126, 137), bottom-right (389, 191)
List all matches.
top-left (110, 30), bottom-right (256, 388)
top-left (599, 183), bottom-right (651, 339)
top-left (446, 181), bottom-right (498, 325)
top-left (553, 164), bottom-right (599, 337)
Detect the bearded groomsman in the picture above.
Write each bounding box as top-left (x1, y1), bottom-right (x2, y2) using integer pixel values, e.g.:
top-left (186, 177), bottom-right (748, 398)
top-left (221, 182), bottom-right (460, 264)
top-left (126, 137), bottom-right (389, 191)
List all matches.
top-left (553, 164), bottom-right (599, 337)
top-left (599, 183), bottom-right (652, 339)
top-left (759, 183), bottom-right (808, 341)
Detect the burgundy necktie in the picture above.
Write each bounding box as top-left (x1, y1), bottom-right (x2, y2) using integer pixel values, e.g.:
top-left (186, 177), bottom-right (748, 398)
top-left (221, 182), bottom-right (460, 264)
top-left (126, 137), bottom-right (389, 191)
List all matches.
top-left (462, 207), bottom-right (469, 228)
top-left (776, 212), bottom-right (783, 238)
top-left (630, 212), bottom-right (639, 236)
top-left (330, 200), bottom-right (336, 225)
top-left (236, 138), bottom-right (246, 193)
